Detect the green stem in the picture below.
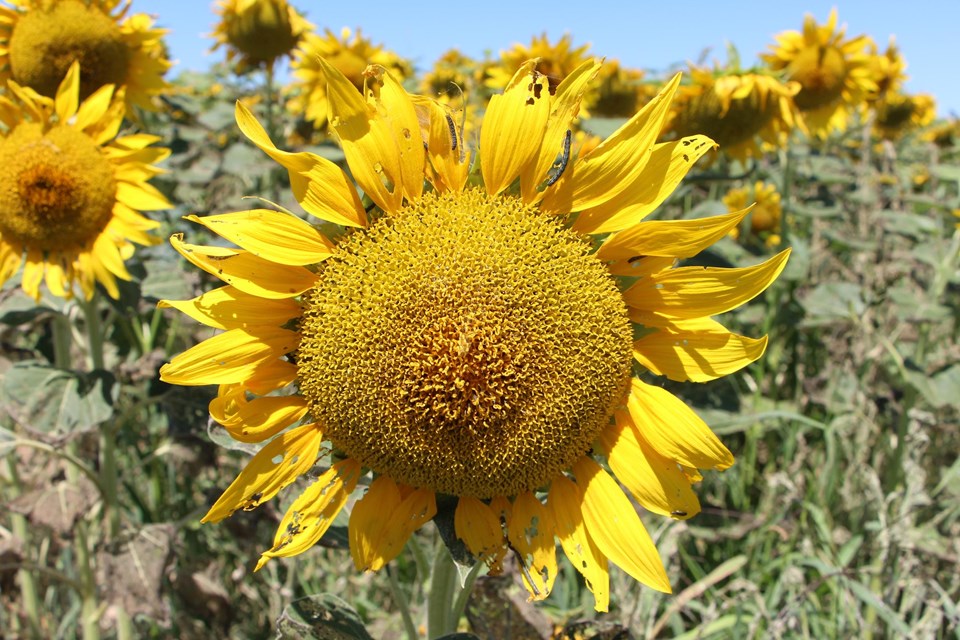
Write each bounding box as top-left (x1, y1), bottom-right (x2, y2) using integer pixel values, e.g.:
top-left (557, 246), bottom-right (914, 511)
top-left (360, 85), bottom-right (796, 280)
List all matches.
top-left (426, 542), bottom-right (460, 638)
top-left (52, 311), bottom-right (73, 369)
top-left (449, 561), bottom-right (482, 631)
top-left (79, 294), bottom-right (105, 371)
top-left (75, 524), bottom-right (99, 640)
top-left (387, 565), bottom-right (419, 640)
top-left (6, 457), bottom-right (42, 638)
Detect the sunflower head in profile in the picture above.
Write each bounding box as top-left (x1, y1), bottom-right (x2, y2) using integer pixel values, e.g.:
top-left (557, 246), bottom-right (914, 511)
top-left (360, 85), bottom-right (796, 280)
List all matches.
top-left (873, 91), bottom-right (936, 141)
top-left (0, 0), bottom-right (171, 116)
top-left (592, 59), bottom-right (658, 118)
top-left (0, 61), bottom-right (170, 300)
top-left (866, 37), bottom-right (907, 103)
top-left (285, 27), bottom-right (411, 130)
top-left (723, 181), bottom-right (782, 248)
top-left (762, 8), bottom-right (876, 137)
top-left (160, 58), bottom-right (789, 609)
top-left (210, 0), bottom-right (312, 72)
top-left (666, 65), bottom-right (801, 164)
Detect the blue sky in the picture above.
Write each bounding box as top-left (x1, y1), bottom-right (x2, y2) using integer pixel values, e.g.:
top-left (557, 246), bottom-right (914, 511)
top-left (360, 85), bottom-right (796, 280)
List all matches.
top-left (138, 0), bottom-right (958, 117)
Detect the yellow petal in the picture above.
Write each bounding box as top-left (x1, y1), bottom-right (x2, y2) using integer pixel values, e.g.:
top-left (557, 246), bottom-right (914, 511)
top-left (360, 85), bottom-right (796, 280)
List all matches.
top-left (599, 415), bottom-right (701, 520)
top-left (546, 475), bottom-right (609, 612)
top-left (320, 58), bottom-right (404, 214)
top-left (572, 456), bottom-right (671, 593)
top-left (349, 476), bottom-right (436, 572)
top-left (506, 491), bottom-right (557, 601)
top-left (55, 61), bottom-right (80, 123)
top-left (159, 326), bottom-right (298, 386)
top-left (606, 256), bottom-right (676, 278)
top-left (572, 135), bottom-right (717, 233)
top-left (209, 389), bottom-right (309, 443)
top-left (623, 249), bottom-right (791, 318)
top-left (541, 74), bottom-right (682, 215)
top-left (44, 260), bottom-right (70, 298)
top-left (631, 315), bottom-right (768, 382)
top-left (411, 95), bottom-right (469, 193)
top-left (235, 101), bottom-right (367, 227)
top-left (170, 234), bottom-right (318, 299)
top-left (116, 180), bottom-right (171, 211)
top-left (0, 240), bottom-right (23, 287)
top-left (596, 207), bottom-right (752, 262)
top-left (480, 61), bottom-right (551, 196)
top-left (158, 285), bottom-right (301, 330)
top-left (184, 210), bottom-right (333, 266)
top-left (202, 423), bottom-right (324, 523)
top-left (256, 458), bottom-right (362, 570)
top-left (74, 84), bottom-right (114, 131)
top-left (454, 496), bottom-right (507, 573)
top-left (244, 359), bottom-right (298, 395)
top-left (366, 65), bottom-right (425, 204)
top-left (20, 251), bottom-right (43, 301)
top-left (626, 379), bottom-right (734, 471)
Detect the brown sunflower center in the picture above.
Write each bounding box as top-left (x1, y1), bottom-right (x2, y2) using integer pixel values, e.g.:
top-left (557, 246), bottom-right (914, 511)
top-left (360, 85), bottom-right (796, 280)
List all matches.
top-left (224, 0), bottom-right (300, 66)
top-left (296, 188), bottom-right (633, 498)
top-left (790, 45), bottom-right (847, 110)
top-left (8, 0), bottom-right (130, 101)
top-left (0, 123), bottom-right (116, 253)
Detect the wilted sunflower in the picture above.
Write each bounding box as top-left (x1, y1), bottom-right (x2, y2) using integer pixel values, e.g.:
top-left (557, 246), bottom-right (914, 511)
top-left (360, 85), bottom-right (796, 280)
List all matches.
top-left (159, 59), bottom-right (789, 609)
top-left (762, 9), bottom-right (876, 137)
top-left (0, 62), bottom-right (170, 300)
top-left (723, 181), bottom-right (782, 247)
top-left (873, 92), bottom-right (936, 141)
top-left (286, 26), bottom-right (411, 129)
top-left (210, 0), bottom-right (312, 72)
top-left (0, 0), bottom-right (171, 115)
top-left (666, 65), bottom-right (801, 163)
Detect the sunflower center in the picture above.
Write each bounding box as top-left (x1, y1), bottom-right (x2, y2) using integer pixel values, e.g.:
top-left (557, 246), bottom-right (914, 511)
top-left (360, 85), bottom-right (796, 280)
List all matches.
top-left (8, 0), bottom-right (130, 100)
top-left (790, 45), bottom-right (847, 110)
top-left (675, 85), bottom-right (778, 149)
top-left (297, 188), bottom-right (633, 498)
top-left (224, 0), bottom-right (299, 66)
top-left (0, 123), bottom-right (116, 253)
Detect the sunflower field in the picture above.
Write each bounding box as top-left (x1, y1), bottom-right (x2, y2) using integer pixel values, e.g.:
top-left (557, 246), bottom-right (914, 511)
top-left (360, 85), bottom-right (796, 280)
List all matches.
top-left (1, 2), bottom-right (958, 639)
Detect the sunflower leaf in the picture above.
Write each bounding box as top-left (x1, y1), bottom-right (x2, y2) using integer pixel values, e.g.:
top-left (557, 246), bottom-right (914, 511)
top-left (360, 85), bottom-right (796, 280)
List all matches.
top-left (276, 594), bottom-right (373, 640)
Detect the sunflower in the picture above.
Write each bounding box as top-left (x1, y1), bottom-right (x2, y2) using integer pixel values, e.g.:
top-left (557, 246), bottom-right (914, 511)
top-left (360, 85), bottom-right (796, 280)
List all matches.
top-left (0, 0), bottom-right (171, 115)
top-left (592, 59), bottom-right (658, 118)
top-left (0, 62), bottom-right (170, 300)
top-left (762, 9), bottom-right (876, 137)
top-left (873, 91), bottom-right (936, 140)
top-left (922, 118), bottom-right (960, 148)
top-left (866, 37), bottom-right (907, 102)
top-left (723, 181), bottom-right (782, 247)
top-left (286, 27), bottom-right (411, 129)
top-left (419, 48), bottom-right (477, 104)
top-left (159, 59), bottom-right (789, 609)
top-left (210, 0), bottom-right (312, 72)
top-left (485, 33), bottom-right (591, 97)
top-left (666, 65), bottom-right (801, 164)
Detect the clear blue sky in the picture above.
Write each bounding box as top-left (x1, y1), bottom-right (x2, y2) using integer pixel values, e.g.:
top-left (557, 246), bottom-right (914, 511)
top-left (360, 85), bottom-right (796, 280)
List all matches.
top-left (138, 0), bottom-right (958, 117)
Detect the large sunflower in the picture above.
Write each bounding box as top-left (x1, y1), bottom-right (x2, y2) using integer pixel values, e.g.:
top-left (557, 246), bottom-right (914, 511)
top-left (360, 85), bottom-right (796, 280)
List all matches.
top-left (0, 0), bottom-right (171, 115)
top-left (666, 65), bottom-right (801, 163)
top-left (0, 62), bottom-right (170, 300)
top-left (160, 59), bottom-right (788, 608)
top-left (762, 9), bottom-right (876, 137)
top-left (210, 0), bottom-right (312, 72)
top-left (286, 26), bottom-right (411, 129)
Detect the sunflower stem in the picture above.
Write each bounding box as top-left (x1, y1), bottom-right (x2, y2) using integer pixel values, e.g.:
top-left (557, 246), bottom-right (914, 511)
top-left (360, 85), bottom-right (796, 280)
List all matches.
top-left (6, 457), bottom-right (42, 638)
top-left (79, 293), bottom-right (105, 371)
top-left (426, 541), bottom-right (460, 638)
top-left (52, 310), bottom-right (74, 369)
top-left (386, 564), bottom-right (418, 640)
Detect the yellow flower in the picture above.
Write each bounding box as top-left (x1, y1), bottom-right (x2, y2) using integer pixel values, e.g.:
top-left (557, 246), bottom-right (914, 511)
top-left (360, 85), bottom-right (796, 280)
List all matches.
top-left (210, 0), bottom-right (312, 72)
top-left (593, 59), bottom-right (658, 118)
top-left (485, 33), bottom-right (591, 96)
top-left (159, 59), bottom-right (789, 609)
top-left (0, 0), bottom-right (171, 115)
top-left (922, 118), bottom-right (960, 148)
top-left (723, 181), bottom-right (782, 238)
top-left (867, 37), bottom-right (907, 102)
top-left (0, 62), bottom-right (170, 300)
top-left (419, 48), bottom-right (476, 103)
top-left (667, 65), bottom-right (801, 163)
top-left (874, 91), bottom-right (936, 140)
top-left (762, 9), bottom-right (876, 137)
top-left (286, 27), bottom-right (411, 129)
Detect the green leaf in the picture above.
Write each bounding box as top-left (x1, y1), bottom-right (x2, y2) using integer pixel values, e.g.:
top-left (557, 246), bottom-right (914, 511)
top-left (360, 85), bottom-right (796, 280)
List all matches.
top-left (800, 281), bottom-right (866, 324)
top-left (0, 362), bottom-right (116, 436)
top-left (905, 364), bottom-right (960, 409)
top-left (276, 594), bottom-right (373, 640)
top-left (845, 578), bottom-right (912, 636)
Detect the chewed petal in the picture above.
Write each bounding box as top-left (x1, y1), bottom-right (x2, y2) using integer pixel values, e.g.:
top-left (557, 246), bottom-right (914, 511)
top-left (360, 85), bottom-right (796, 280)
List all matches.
top-left (454, 496), bottom-right (507, 574)
top-left (256, 458), bottom-right (362, 570)
top-left (506, 491), bottom-right (557, 601)
top-left (349, 476), bottom-right (436, 572)
top-left (202, 423), bottom-right (324, 523)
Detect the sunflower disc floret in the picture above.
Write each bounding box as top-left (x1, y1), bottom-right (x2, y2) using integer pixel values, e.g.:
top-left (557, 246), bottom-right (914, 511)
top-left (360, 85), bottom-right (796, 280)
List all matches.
top-left (298, 189), bottom-right (633, 498)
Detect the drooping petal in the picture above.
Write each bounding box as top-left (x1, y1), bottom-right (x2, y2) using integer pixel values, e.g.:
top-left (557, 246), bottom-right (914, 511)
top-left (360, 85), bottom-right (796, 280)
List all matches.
top-left (596, 207), bottom-right (751, 262)
top-left (202, 423), bottom-right (325, 523)
top-left (454, 496), bottom-right (507, 574)
top-left (631, 315), bottom-right (768, 382)
top-left (170, 234), bottom-right (318, 299)
top-left (0, 240), bottom-right (23, 287)
top-left (546, 475), bottom-right (609, 612)
top-left (506, 491), bottom-right (557, 601)
top-left (625, 379), bottom-right (734, 471)
top-left (209, 390), bottom-right (309, 443)
top-left (74, 84), bottom-right (115, 131)
top-left (349, 476), bottom-right (437, 572)
top-left (184, 210), bottom-right (334, 266)
top-left (573, 136), bottom-right (717, 233)
top-left (116, 180), bottom-right (171, 211)
top-left (159, 326), bottom-right (299, 386)
top-left (255, 458), bottom-right (362, 570)
top-left (623, 249), bottom-right (791, 318)
top-left (599, 415), bottom-right (701, 520)
top-left (158, 285), bottom-right (301, 330)
top-left (572, 457), bottom-right (671, 594)
top-left (480, 61), bottom-right (551, 196)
